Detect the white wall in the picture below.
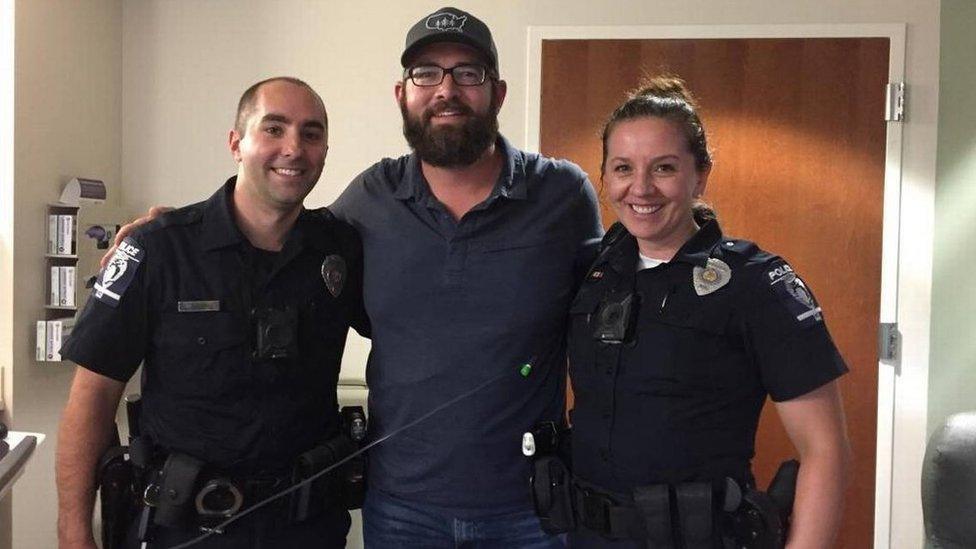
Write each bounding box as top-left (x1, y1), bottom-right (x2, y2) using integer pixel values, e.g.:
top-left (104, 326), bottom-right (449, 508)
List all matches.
top-left (7, 1), bottom-right (122, 548)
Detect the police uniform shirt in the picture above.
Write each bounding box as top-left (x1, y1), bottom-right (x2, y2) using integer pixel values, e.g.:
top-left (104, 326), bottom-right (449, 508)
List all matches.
top-left (61, 178), bottom-right (369, 473)
top-left (568, 220), bottom-right (848, 493)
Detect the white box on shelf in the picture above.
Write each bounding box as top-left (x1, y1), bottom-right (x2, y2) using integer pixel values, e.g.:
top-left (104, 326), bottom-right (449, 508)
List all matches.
top-left (47, 215), bottom-right (58, 254)
top-left (46, 320), bottom-right (59, 360)
top-left (62, 266), bottom-right (75, 307)
top-left (49, 266), bottom-right (60, 306)
top-left (35, 321), bottom-right (47, 361)
top-left (58, 214), bottom-right (75, 255)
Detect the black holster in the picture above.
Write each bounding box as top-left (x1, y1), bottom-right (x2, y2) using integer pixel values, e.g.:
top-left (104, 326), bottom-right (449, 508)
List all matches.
top-left (292, 406), bottom-right (369, 518)
top-left (727, 460), bottom-right (798, 549)
top-left (98, 394), bottom-right (151, 548)
top-left (531, 455), bottom-right (577, 534)
top-left (96, 442), bottom-right (136, 549)
top-left (292, 432), bottom-right (362, 521)
top-left (526, 421), bottom-right (576, 534)
top-left (152, 452), bottom-right (205, 528)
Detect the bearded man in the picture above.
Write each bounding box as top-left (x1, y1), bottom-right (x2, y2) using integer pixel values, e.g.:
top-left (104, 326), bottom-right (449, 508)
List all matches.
top-left (329, 7), bottom-right (602, 548)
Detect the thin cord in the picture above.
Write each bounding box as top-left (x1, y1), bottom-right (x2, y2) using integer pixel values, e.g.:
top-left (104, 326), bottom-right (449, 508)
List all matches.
top-left (165, 368), bottom-right (512, 549)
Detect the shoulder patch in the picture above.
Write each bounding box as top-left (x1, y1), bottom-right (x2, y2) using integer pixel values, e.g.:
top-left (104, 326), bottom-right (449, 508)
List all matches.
top-left (766, 261), bottom-right (823, 325)
top-left (93, 237), bottom-right (144, 308)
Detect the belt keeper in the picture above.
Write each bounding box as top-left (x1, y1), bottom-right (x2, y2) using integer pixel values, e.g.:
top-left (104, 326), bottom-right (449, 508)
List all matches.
top-left (633, 484), bottom-right (675, 549)
top-left (675, 482), bottom-right (713, 548)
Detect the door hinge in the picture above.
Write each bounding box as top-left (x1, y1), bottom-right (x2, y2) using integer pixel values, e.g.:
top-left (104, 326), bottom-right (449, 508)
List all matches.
top-left (885, 82), bottom-right (905, 122)
top-left (878, 322), bottom-right (899, 361)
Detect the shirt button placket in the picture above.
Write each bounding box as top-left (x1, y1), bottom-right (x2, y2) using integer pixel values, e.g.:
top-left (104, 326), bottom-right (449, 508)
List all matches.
top-left (443, 239), bottom-right (467, 288)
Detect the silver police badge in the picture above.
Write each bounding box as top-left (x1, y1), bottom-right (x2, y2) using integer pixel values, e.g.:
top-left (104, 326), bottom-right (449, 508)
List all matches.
top-left (321, 255), bottom-right (346, 298)
top-left (692, 258), bottom-right (731, 296)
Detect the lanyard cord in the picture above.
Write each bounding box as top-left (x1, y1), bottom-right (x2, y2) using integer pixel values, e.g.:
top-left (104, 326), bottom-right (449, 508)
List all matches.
top-left (165, 333), bottom-right (562, 549)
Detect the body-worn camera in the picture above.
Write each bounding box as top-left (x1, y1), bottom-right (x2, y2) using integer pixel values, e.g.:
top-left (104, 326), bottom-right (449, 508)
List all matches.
top-left (593, 291), bottom-right (638, 344)
top-left (251, 305), bottom-right (299, 360)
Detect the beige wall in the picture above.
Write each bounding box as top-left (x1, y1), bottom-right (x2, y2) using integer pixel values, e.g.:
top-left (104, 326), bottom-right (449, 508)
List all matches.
top-left (2, 0), bottom-right (944, 547)
top-left (6, 1), bottom-right (122, 548)
top-left (929, 4), bottom-right (976, 431)
top-left (1, 0), bottom-right (13, 545)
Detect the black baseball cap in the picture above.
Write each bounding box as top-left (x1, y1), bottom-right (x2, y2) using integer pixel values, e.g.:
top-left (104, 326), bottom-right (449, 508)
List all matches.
top-left (401, 7), bottom-right (498, 72)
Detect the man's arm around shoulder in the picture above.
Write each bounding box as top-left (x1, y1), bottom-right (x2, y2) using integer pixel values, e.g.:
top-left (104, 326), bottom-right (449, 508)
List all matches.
top-left (56, 367), bottom-right (126, 549)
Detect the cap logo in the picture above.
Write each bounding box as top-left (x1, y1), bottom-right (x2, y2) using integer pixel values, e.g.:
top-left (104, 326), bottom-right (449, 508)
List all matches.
top-left (425, 12), bottom-right (466, 33)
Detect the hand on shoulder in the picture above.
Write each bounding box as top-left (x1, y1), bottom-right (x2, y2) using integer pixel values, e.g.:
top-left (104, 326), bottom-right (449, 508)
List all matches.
top-left (99, 206), bottom-right (173, 268)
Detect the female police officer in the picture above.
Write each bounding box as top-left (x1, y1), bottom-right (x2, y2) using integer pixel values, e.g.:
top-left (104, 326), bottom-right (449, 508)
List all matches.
top-left (565, 77), bottom-right (851, 548)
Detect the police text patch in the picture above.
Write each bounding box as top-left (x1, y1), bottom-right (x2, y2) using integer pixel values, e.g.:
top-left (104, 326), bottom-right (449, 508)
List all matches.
top-left (93, 237), bottom-right (144, 308)
top-left (767, 262), bottom-right (822, 324)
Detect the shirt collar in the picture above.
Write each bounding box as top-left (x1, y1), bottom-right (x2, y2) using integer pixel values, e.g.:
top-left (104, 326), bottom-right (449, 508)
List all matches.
top-left (200, 176), bottom-right (315, 255)
top-left (199, 177), bottom-right (247, 251)
top-left (393, 134), bottom-right (528, 202)
top-left (670, 219), bottom-right (724, 267)
top-left (601, 219), bottom-right (725, 273)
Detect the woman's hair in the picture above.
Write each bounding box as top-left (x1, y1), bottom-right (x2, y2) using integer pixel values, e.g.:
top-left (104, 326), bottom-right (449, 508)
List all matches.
top-left (601, 74), bottom-right (717, 222)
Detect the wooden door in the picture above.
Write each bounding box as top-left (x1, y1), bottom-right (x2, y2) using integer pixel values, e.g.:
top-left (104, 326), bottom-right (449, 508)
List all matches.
top-left (541, 38), bottom-right (887, 548)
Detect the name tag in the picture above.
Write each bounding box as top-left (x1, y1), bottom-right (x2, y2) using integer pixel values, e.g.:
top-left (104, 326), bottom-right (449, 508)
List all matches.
top-left (177, 300), bottom-right (221, 313)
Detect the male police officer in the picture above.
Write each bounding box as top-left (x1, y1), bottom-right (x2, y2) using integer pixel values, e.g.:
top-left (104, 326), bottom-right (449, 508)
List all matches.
top-left (56, 77), bottom-right (368, 548)
top-left (330, 7), bottom-right (602, 547)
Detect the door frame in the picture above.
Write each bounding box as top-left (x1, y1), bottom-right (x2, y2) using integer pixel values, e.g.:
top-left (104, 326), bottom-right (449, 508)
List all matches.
top-left (524, 23), bottom-right (912, 549)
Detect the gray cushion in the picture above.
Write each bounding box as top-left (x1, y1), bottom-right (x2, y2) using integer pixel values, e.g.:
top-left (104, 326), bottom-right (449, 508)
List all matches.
top-left (922, 411), bottom-right (976, 548)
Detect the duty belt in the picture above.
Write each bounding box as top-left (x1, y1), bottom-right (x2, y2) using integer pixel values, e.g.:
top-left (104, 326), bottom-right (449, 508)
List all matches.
top-left (574, 482), bottom-right (645, 540)
top-left (573, 478), bottom-right (734, 548)
top-left (145, 454), bottom-right (324, 534)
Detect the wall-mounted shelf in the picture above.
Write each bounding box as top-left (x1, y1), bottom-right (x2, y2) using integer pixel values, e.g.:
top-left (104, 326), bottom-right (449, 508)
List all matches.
top-left (38, 203), bottom-right (80, 362)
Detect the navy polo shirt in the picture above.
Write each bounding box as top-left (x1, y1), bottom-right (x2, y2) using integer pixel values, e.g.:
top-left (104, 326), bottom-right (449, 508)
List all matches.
top-left (330, 136), bottom-right (603, 513)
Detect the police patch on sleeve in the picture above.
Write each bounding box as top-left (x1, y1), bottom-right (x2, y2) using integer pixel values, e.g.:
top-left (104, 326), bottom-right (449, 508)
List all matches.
top-left (766, 262), bottom-right (823, 324)
top-left (93, 237), bottom-right (144, 308)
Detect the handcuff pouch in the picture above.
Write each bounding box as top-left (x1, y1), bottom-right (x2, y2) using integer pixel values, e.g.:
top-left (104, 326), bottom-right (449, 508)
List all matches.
top-left (152, 453), bottom-right (205, 528)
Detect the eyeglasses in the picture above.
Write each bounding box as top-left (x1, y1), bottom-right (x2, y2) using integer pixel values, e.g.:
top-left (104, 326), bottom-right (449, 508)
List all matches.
top-left (403, 63), bottom-right (492, 87)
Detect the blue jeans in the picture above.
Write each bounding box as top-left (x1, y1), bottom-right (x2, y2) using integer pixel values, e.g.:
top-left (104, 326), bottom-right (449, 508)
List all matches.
top-left (362, 488), bottom-right (565, 548)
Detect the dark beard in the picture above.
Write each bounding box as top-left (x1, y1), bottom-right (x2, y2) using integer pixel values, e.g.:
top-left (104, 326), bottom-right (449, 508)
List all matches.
top-left (400, 96), bottom-right (499, 168)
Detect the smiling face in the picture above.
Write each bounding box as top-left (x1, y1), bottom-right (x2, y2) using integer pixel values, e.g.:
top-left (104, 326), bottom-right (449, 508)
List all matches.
top-left (229, 80), bottom-right (328, 212)
top-left (602, 116), bottom-right (709, 260)
top-left (396, 41), bottom-right (506, 167)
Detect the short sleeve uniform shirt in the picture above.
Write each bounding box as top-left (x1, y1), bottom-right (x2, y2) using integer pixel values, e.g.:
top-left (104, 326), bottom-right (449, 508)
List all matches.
top-left (569, 221), bottom-right (847, 493)
top-left (62, 178), bottom-right (369, 473)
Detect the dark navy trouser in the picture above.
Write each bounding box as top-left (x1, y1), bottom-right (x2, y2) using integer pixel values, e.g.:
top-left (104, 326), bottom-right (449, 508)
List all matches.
top-left (362, 488), bottom-right (565, 548)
